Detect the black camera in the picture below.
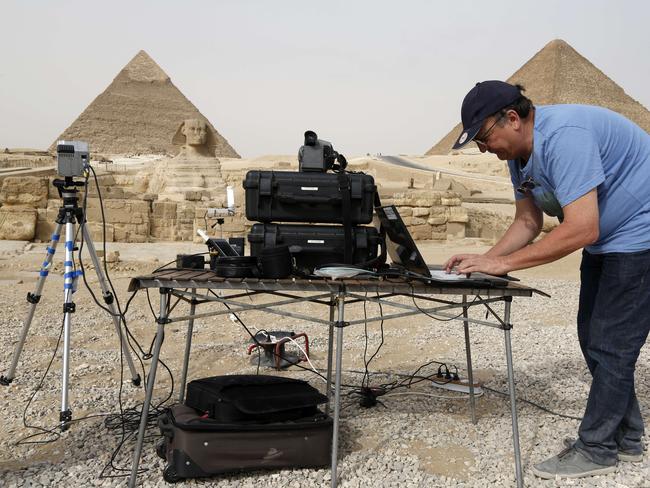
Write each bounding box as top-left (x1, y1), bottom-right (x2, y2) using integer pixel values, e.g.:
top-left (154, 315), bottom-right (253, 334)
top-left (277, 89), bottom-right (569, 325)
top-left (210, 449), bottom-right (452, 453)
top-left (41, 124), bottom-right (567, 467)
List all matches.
top-left (298, 130), bottom-right (347, 173)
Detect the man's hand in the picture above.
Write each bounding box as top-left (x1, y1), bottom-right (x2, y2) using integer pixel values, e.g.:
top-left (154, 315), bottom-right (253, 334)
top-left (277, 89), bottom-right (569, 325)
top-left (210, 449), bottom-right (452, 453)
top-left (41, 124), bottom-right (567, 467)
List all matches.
top-left (444, 253), bottom-right (480, 273)
top-left (444, 254), bottom-right (510, 276)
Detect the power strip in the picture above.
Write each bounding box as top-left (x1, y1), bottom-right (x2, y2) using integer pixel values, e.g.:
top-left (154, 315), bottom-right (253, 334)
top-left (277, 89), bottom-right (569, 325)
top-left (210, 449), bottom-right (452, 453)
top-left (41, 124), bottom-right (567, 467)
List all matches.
top-left (431, 377), bottom-right (483, 395)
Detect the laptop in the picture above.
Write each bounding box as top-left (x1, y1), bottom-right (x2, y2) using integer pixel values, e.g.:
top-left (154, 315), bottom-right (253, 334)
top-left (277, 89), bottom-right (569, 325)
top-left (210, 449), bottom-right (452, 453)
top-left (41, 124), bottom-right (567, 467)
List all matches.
top-left (375, 205), bottom-right (513, 285)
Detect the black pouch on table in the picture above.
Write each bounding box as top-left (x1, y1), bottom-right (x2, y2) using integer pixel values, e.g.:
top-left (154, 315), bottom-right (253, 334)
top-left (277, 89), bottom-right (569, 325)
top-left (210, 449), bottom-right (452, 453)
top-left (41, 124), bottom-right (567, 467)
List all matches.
top-left (243, 170), bottom-right (376, 224)
top-left (157, 403), bottom-right (332, 482)
top-left (185, 374), bottom-right (328, 423)
top-left (247, 223), bottom-right (382, 273)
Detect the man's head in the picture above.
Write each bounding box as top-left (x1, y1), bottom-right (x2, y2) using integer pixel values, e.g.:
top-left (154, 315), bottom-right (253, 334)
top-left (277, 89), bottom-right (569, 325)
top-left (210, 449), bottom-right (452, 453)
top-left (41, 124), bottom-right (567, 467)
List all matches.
top-left (453, 81), bottom-right (534, 160)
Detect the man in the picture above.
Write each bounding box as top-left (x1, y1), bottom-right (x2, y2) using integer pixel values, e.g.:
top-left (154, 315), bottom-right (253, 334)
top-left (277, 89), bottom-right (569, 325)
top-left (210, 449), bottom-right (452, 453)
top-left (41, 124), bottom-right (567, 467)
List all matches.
top-left (444, 80), bottom-right (650, 479)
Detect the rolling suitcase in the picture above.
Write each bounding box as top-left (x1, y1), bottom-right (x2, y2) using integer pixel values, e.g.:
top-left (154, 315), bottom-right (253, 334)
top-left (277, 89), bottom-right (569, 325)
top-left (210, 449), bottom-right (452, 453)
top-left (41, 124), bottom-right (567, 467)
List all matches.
top-left (243, 170), bottom-right (376, 224)
top-left (156, 404), bottom-right (332, 482)
top-left (247, 223), bottom-right (383, 273)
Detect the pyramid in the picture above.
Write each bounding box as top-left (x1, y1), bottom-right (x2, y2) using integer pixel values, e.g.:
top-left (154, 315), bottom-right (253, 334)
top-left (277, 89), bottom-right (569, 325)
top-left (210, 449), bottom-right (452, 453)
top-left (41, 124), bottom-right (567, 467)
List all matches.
top-left (427, 39), bottom-right (650, 155)
top-left (51, 50), bottom-right (240, 157)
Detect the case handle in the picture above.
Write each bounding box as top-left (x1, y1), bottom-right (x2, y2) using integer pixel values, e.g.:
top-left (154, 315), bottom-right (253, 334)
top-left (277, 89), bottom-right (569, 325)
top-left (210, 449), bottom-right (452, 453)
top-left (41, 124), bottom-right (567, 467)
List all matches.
top-left (277, 194), bottom-right (342, 205)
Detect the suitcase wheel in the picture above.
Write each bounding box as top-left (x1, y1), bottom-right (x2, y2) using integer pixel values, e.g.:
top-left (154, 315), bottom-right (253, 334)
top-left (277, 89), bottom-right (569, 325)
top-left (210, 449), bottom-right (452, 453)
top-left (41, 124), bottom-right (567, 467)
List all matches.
top-left (155, 439), bottom-right (166, 460)
top-left (163, 465), bottom-right (181, 483)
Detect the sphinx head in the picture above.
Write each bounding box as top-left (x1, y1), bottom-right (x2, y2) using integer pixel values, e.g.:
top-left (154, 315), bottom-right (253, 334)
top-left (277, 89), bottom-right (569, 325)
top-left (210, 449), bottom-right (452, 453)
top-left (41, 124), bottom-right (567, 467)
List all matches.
top-left (181, 119), bottom-right (208, 146)
top-left (172, 118), bottom-right (217, 157)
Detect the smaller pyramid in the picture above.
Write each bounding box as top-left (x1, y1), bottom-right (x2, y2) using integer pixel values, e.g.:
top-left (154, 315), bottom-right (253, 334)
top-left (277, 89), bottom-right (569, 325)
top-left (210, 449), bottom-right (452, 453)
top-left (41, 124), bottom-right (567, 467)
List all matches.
top-left (427, 39), bottom-right (650, 155)
top-left (51, 51), bottom-right (240, 157)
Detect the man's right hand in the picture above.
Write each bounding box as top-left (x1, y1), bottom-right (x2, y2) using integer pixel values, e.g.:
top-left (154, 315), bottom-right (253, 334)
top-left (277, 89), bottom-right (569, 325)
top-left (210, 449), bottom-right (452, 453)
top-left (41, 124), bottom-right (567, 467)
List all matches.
top-left (443, 254), bottom-right (482, 273)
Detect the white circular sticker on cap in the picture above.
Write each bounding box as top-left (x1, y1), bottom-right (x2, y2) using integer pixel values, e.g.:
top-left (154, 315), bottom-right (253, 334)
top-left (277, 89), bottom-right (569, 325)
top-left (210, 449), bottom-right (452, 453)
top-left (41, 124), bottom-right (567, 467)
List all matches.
top-left (458, 132), bottom-right (468, 145)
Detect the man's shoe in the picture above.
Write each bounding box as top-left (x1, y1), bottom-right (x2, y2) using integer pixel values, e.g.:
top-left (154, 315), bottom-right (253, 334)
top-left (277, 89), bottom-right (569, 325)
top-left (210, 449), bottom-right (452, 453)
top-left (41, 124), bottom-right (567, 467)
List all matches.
top-left (563, 437), bottom-right (644, 463)
top-left (531, 447), bottom-right (617, 479)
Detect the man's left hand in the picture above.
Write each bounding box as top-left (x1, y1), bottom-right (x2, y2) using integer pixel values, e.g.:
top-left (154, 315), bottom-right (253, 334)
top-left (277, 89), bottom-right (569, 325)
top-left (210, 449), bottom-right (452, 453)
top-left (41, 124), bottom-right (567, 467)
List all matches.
top-left (453, 254), bottom-right (511, 276)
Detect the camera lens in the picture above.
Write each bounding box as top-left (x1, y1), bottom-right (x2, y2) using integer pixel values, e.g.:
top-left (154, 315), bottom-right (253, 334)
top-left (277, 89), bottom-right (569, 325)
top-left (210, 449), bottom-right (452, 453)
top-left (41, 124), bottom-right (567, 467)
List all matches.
top-left (304, 130), bottom-right (318, 146)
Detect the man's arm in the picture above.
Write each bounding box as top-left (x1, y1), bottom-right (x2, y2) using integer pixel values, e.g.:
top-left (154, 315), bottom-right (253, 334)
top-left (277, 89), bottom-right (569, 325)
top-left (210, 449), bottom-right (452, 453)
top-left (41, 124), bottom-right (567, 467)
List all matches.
top-left (502, 189), bottom-right (599, 270)
top-left (453, 189), bottom-right (599, 275)
top-left (486, 196), bottom-right (543, 257)
top-left (443, 197), bottom-right (542, 272)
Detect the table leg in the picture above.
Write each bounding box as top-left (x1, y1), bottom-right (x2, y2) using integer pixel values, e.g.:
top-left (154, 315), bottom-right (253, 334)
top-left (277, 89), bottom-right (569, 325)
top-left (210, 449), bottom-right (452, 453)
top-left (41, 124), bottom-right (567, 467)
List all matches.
top-left (503, 298), bottom-right (523, 488)
top-left (331, 291), bottom-right (345, 488)
top-left (128, 289), bottom-right (169, 488)
top-left (462, 294), bottom-right (477, 424)
top-left (178, 288), bottom-right (197, 403)
top-left (325, 293), bottom-right (336, 416)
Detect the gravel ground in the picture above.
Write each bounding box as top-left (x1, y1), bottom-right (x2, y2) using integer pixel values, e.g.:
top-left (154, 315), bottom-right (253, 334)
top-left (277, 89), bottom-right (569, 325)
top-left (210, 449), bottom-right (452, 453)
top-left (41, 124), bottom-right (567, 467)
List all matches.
top-left (0, 242), bottom-right (648, 488)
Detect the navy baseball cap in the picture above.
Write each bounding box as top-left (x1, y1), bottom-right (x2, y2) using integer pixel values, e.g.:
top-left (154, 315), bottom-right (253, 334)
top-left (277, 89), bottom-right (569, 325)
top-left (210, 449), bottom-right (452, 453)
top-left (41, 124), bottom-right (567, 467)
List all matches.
top-left (452, 80), bottom-right (521, 150)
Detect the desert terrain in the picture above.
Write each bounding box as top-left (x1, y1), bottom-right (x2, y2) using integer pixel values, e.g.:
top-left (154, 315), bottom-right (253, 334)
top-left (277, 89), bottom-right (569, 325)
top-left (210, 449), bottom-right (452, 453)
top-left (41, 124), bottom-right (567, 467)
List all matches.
top-left (0, 224), bottom-right (647, 487)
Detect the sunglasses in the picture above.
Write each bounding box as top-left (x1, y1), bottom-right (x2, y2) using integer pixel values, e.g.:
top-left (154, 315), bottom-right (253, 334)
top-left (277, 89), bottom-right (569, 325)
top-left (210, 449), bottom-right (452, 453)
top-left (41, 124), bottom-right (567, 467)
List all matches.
top-left (516, 176), bottom-right (537, 195)
top-left (473, 112), bottom-right (505, 149)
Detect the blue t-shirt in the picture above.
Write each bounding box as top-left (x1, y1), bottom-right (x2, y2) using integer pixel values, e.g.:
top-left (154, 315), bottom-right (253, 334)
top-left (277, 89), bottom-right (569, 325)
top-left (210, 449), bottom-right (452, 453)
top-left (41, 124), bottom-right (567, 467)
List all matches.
top-left (508, 104), bottom-right (650, 253)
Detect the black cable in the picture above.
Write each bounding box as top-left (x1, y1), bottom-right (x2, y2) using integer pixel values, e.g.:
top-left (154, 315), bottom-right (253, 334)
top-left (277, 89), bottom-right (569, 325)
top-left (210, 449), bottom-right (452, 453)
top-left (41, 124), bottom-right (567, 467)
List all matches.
top-left (76, 171), bottom-right (148, 375)
top-left (16, 316), bottom-right (66, 445)
top-left (362, 291), bottom-right (384, 389)
top-left (206, 289), bottom-right (358, 388)
top-left (99, 306), bottom-right (176, 480)
top-left (153, 252), bottom-right (210, 273)
top-left (409, 283), bottom-right (479, 322)
top-left (343, 366), bottom-right (584, 421)
top-left (361, 294), bottom-right (371, 387)
top-left (75, 169), bottom-right (149, 373)
top-left (482, 386), bottom-right (583, 421)
top-left (77, 166), bottom-right (136, 478)
top-left (75, 165), bottom-right (178, 479)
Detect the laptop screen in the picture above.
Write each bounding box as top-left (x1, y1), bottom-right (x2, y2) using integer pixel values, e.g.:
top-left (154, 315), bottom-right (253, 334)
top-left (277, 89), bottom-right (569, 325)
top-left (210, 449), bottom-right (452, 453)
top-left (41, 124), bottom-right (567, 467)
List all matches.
top-left (211, 238), bottom-right (240, 257)
top-left (375, 205), bottom-right (431, 276)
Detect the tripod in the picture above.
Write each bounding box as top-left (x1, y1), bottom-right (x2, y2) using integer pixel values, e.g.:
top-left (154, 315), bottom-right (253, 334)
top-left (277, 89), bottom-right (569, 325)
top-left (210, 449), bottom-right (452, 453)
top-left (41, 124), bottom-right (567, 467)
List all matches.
top-left (0, 177), bottom-right (141, 430)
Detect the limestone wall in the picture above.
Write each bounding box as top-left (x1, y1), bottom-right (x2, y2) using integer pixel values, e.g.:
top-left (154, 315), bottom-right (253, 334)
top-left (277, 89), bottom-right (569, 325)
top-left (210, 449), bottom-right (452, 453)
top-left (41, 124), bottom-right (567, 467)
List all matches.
top-left (382, 191), bottom-right (468, 240)
top-left (0, 176), bottom-right (49, 240)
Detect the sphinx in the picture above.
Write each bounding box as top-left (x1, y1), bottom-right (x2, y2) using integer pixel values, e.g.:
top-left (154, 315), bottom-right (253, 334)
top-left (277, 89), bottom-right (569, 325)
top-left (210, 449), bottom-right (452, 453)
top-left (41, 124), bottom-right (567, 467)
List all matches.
top-left (149, 118), bottom-right (227, 203)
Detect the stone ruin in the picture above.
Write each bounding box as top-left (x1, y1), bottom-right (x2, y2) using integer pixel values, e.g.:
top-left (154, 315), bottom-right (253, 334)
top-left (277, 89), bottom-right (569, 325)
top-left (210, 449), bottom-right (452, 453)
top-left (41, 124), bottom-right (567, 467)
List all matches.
top-left (0, 172), bottom-right (469, 244)
top-left (26, 118), bottom-right (243, 244)
top-left (0, 177), bottom-right (48, 240)
top-left (383, 191), bottom-right (468, 240)
top-left (0, 123), bottom-right (472, 243)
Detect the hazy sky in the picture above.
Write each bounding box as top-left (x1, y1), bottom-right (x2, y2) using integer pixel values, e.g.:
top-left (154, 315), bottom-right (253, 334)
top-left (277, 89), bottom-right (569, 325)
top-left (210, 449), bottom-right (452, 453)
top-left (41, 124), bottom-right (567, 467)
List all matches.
top-left (1, 0), bottom-right (648, 157)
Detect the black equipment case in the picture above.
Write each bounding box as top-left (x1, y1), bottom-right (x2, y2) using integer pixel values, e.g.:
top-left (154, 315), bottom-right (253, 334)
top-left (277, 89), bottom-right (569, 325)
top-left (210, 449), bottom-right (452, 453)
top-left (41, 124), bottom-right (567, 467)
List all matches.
top-left (185, 375), bottom-right (328, 423)
top-left (243, 170), bottom-right (376, 224)
top-left (157, 404), bottom-right (332, 483)
top-left (248, 223), bottom-right (382, 272)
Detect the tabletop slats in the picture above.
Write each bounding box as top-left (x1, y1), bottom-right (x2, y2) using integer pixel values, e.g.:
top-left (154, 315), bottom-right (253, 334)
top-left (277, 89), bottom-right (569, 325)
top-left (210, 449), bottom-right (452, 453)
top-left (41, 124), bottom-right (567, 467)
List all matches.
top-left (128, 269), bottom-right (542, 297)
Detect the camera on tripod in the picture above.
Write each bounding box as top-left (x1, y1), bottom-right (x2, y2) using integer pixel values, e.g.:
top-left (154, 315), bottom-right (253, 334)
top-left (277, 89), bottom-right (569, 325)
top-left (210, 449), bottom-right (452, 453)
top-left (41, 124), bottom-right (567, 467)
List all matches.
top-left (298, 130), bottom-right (347, 173)
top-left (56, 140), bottom-right (89, 177)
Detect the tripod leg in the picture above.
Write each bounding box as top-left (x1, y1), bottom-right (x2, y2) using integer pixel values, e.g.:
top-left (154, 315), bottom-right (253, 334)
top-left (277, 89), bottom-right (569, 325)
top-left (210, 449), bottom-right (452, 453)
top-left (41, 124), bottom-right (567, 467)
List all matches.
top-left (60, 221), bottom-right (76, 430)
top-left (1, 224), bottom-right (63, 385)
top-left (80, 226), bottom-right (141, 386)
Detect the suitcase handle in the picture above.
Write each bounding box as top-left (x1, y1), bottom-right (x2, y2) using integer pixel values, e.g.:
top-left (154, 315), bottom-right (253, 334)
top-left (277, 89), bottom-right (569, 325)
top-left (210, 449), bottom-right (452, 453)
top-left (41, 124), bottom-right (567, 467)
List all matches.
top-left (277, 194), bottom-right (342, 205)
top-left (158, 414), bottom-right (175, 440)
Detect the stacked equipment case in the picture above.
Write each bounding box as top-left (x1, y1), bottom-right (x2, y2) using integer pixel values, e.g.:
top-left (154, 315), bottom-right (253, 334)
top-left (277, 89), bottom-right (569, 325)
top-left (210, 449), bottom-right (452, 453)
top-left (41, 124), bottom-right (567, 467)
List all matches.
top-left (243, 170), bottom-right (383, 273)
